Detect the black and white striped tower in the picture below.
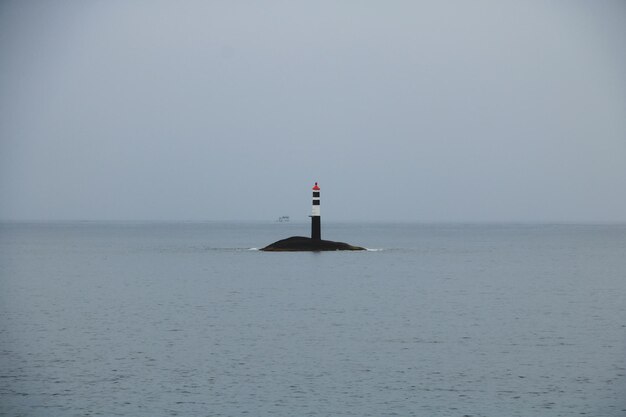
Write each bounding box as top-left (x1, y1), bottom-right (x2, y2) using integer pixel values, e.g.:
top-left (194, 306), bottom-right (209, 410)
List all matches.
top-left (311, 182), bottom-right (321, 240)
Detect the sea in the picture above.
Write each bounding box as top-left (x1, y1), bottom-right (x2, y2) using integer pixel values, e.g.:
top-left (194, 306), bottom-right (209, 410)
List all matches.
top-left (1, 221), bottom-right (625, 417)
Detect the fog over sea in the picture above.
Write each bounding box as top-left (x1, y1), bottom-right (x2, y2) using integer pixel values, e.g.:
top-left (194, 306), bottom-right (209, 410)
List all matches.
top-left (1, 222), bottom-right (625, 416)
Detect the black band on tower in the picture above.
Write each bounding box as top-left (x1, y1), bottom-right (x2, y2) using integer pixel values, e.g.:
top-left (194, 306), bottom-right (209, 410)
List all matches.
top-left (311, 216), bottom-right (321, 240)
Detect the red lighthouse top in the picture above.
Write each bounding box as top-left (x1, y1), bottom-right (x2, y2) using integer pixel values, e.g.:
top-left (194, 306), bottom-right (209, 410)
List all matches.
top-left (312, 182), bottom-right (320, 191)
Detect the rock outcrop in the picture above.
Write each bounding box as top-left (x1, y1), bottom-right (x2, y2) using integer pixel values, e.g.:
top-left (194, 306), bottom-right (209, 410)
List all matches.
top-left (260, 236), bottom-right (365, 252)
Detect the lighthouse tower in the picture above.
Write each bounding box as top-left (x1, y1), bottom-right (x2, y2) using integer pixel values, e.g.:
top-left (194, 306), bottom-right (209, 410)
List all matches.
top-left (311, 182), bottom-right (321, 240)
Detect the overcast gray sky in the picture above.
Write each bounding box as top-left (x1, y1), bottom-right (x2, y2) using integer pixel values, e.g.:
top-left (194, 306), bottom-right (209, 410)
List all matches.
top-left (1, 1), bottom-right (625, 222)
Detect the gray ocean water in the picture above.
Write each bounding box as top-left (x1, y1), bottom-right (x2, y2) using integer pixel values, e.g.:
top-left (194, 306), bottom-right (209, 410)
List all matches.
top-left (1, 222), bottom-right (625, 416)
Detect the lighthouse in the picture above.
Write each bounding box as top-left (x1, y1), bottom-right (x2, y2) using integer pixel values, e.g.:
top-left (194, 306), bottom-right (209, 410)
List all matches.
top-left (311, 182), bottom-right (321, 240)
top-left (260, 181), bottom-right (364, 251)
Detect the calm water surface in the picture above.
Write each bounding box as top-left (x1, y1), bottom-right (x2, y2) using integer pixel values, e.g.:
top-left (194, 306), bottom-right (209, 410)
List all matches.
top-left (1, 222), bottom-right (625, 416)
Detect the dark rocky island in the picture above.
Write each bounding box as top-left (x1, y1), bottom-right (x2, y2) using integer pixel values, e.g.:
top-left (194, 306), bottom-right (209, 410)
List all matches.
top-left (261, 236), bottom-right (365, 252)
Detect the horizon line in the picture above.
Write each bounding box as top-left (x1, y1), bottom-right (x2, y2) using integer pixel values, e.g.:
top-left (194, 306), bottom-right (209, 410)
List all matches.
top-left (2, 219), bottom-right (626, 226)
